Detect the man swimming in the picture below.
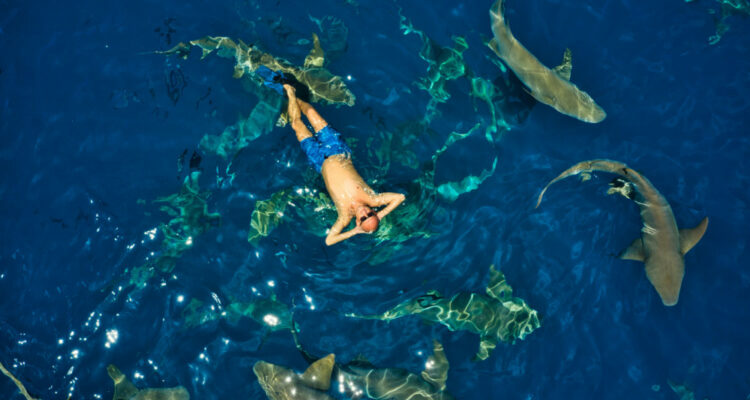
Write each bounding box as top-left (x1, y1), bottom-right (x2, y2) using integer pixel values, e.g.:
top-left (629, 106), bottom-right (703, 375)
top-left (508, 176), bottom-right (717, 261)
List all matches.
top-left (284, 84), bottom-right (405, 246)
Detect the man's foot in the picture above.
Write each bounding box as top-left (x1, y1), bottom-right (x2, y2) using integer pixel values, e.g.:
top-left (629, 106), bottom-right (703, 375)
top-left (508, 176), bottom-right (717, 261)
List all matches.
top-left (284, 84), bottom-right (302, 123)
top-left (284, 84), bottom-right (296, 99)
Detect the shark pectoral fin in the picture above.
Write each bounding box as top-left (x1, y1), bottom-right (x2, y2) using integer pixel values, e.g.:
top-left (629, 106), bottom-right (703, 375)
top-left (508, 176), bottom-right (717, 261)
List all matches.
top-left (486, 264), bottom-right (513, 300)
top-left (619, 238), bottom-right (645, 262)
top-left (420, 340), bottom-right (449, 391)
top-left (300, 353), bottom-right (335, 391)
top-left (553, 48), bottom-right (573, 80)
top-left (232, 64), bottom-right (245, 79)
top-left (474, 337), bottom-right (497, 361)
top-left (680, 217), bottom-right (709, 255)
top-left (304, 33), bottom-right (325, 68)
top-left (486, 38), bottom-right (503, 59)
top-left (107, 364), bottom-right (140, 400)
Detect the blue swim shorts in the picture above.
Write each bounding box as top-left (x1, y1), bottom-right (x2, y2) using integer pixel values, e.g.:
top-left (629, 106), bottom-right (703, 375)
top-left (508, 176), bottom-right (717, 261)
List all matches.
top-left (300, 125), bottom-right (352, 172)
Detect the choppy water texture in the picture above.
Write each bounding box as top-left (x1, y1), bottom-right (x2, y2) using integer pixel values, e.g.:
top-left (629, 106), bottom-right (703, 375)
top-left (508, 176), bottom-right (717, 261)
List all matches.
top-left (1, 0), bottom-right (749, 399)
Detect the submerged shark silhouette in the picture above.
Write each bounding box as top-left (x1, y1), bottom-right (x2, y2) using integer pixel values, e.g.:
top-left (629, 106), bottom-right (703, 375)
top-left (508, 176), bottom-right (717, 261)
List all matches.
top-left (347, 265), bottom-right (540, 361)
top-left (535, 159), bottom-right (709, 306)
top-left (107, 364), bottom-right (189, 400)
top-left (253, 354), bottom-right (337, 400)
top-left (488, 0), bottom-right (606, 123)
top-left (253, 332), bottom-right (455, 400)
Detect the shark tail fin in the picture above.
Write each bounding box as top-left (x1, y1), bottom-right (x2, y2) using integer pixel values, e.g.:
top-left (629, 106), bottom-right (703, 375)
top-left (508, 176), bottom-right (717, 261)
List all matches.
top-left (344, 312), bottom-right (385, 320)
top-left (107, 364), bottom-right (140, 400)
top-left (291, 319), bottom-right (319, 365)
top-left (299, 354), bottom-right (335, 391)
top-left (680, 217), bottom-right (709, 255)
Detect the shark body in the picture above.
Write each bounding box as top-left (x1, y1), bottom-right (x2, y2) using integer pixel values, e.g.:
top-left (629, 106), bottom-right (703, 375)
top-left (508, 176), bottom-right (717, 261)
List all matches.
top-left (535, 159), bottom-right (709, 306)
top-left (488, 0), bottom-right (606, 123)
top-left (347, 265), bottom-right (540, 361)
top-left (107, 365), bottom-right (189, 400)
top-left (332, 340), bottom-right (454, 400)
top-left (253, 333), bottom-right (454, 400)
top-left (253, 354), bottom-right (336, 400)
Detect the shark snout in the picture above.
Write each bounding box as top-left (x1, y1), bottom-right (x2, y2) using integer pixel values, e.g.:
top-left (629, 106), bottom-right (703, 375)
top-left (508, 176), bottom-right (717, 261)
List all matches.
top-left (586, 105), bottom-right (607, 123)
top-left (252, 361), bottom-right (276, 383)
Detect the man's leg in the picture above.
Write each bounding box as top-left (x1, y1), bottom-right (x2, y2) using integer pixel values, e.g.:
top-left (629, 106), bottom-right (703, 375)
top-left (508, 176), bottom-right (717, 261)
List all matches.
top-left (285, 84), bottom-right (313, 142)
top-left (296, 98), bottom-right (328, 133)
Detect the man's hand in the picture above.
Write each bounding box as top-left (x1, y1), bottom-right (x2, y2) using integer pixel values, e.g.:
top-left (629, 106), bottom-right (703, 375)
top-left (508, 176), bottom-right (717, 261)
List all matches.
top-left (372, 192), bottom-right (406, 220)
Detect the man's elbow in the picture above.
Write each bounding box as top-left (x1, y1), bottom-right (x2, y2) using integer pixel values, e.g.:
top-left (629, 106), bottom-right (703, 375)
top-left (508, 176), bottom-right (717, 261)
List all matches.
top-left (325, 236), bottom-right (335, 246)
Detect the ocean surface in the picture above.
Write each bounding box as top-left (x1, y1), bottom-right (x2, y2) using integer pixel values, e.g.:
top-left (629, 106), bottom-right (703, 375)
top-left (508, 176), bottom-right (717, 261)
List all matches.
top-left (1, 0), bottom-right (749, 398)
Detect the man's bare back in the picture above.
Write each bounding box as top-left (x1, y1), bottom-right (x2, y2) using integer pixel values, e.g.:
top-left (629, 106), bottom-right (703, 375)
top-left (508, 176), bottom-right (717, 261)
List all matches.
top-left (284, 84), bottom-right (405, 245)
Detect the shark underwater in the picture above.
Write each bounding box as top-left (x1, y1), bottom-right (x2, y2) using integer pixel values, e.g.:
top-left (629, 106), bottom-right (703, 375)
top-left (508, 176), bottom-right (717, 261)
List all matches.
top-left (253, 353), bottom-right (337, 400)
top-left (347, 265), bottom-right (540, 361)
top-left (535, 159), bottom-right (709, 306)
top-left (488, 0), bottom-right (606, 123)
top-left (107, 364), bottom-right (189, 400)
top-left (253, 328), bottom-right (457, 400)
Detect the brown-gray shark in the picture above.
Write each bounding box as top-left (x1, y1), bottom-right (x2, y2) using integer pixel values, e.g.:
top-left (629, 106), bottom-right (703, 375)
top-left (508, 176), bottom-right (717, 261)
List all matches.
top-left (535, 159), bottom-right (709, 306)
top-left (285, 328), bottom-right (456, 400)
top-left (346, 265), bottom-right (540, 361)
top-left (107, 364), bottom-right (189, 400)
top-left (488, 0), bottom-right (606, 123)
top-left (253, 354), bottom-right (337, 400)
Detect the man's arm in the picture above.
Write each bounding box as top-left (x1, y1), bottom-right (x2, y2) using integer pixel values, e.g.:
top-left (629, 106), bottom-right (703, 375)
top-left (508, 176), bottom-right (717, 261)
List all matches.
top-left (371, 192), bottom-right (406, 220)
top-left (325, 215), bottom-right (362, 246)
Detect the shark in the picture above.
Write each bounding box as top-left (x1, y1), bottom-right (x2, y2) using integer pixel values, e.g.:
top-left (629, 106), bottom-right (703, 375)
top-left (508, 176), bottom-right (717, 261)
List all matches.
top-left (270, 326), bottom-right (457, 400)
top-left (346, 265), bottom-right (540, 361)
top-left (535, 159), bottom-right (709, 306)
top-left (488, 0), bottom-right (606, 123)
top-left (107, 364), bottom-right (189, 400)
top-left (158, 35), bottom-right (355, 107)
top-left (253, 354), bottom-right (337, 400)
top-left (253, 338), bottom-right (454, 400)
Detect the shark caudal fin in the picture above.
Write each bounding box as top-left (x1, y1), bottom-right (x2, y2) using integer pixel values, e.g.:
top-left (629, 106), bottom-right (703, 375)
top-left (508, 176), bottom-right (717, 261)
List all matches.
top-left (107, 365), bottom-right (139, 400)
top-left (679, 217), bottom-right (709, 255)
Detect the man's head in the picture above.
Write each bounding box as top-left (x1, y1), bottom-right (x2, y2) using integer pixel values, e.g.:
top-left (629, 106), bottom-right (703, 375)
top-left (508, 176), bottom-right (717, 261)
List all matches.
top-left (356, 206), bottom-right (380, 233)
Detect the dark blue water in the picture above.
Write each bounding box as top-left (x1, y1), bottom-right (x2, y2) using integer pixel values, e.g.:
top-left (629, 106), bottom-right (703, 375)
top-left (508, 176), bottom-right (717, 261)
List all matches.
top-left (2, 0), bottom-right (749, 399)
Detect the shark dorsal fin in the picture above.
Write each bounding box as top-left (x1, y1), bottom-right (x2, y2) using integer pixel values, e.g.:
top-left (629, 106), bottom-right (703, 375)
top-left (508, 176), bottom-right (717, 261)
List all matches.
top-left (680, 217), bottom-right (709, 255)
top-left (553, 48), bottom-right (572, 81)
top-left (300, 354), bottom-right (335, 391)
top-left (486, 265), bottom-right (513, 300)
top-left (304, 33), bottom-right (325, 68)
top-left (619, 237), bottom-right (645, 262)
top-left (107, 364), bottom-right (140, 400)
top-left (420, 340), bottom-right (449, 391)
